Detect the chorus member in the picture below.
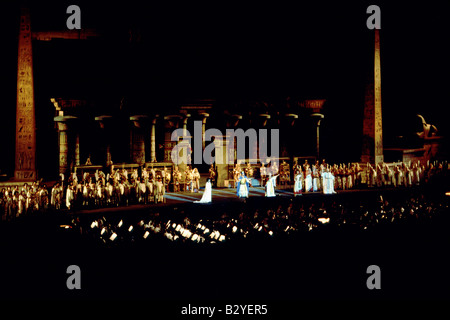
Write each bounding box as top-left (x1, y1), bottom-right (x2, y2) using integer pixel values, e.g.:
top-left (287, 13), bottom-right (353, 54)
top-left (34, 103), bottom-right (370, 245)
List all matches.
top-left (236, 172), bottom-right (249, 198)
top-left (312, 164), bottom-right (319, 192)
top-left (192, 168), bottom-right (200, 192)
top-left (265, 174), bottom-right (279, 197)
top-left (294, 168), bottom-right (303, 196)
top-left (304, 164), bottom-right (312, 192)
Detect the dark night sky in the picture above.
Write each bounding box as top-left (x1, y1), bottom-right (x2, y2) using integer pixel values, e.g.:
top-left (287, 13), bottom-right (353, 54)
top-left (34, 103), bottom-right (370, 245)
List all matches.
top-left (0, 1), bottom-right (449, 177)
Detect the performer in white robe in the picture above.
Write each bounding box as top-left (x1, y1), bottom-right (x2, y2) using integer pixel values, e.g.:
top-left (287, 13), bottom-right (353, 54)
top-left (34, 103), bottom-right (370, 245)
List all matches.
top-left (293, 171), bottom-right (303, 196)
top-left (323, 170), bottom-right (336, 194)
top-left (194, 179), bottom-right (212, 203)
top-left (312, 165), bottom-right (319, 192)
top-left (304, 165), bottom-right (312, 192)
top-left (265, 174), bottom-right (279, 197)
top-left (66, 185), bottom-right (74, 209)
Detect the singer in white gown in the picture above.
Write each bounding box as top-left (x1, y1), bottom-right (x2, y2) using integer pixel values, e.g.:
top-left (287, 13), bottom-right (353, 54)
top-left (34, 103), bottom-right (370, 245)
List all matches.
top-left (265, 174), bottom-right (279, 197)
top-left (194, 179), bottom-right (212, 203)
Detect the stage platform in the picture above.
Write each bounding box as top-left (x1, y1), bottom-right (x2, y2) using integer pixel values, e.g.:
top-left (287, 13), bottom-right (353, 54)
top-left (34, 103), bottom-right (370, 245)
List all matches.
top-left (68, 185), bottom-right (398, 217)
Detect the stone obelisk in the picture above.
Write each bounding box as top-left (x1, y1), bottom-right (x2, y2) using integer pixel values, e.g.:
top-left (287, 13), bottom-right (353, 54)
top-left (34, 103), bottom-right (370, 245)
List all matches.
top-left (361, 29), bottom-right (383, 164)
top-left (15, 6), bottom-right (37, 181)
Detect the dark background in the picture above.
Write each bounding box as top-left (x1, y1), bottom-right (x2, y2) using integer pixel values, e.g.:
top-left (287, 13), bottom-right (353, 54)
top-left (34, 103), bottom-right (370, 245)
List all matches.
top-left (0, 0), bottom-right (449, 178)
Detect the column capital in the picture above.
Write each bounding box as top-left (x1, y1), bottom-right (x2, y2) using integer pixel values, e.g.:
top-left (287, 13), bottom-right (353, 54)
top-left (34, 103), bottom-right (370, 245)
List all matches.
top-left (54, 115), bottom-right (77, 131)
top-left (310, 113), bottom-right (325, 126)
top-left (94, 115), bottom-right (113, 129)
top-left (130, 115), bottom-right (149, 128)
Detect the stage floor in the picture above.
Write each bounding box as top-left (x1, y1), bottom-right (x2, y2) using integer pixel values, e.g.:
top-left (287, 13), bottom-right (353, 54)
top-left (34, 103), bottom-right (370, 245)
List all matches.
top-left (72, 186), bottom-right (387, 216)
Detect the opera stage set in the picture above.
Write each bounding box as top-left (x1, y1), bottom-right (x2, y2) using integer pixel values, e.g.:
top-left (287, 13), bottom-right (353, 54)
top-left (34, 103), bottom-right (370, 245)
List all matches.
top-left (0, 2), bottom-right (449, 302)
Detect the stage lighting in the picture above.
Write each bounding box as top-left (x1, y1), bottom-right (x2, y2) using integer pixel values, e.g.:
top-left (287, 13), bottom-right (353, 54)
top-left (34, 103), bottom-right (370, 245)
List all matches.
top-left (118, 220), bottom-right (123, 227)
top-left (204, 228), bottom-right (210, 234)
top-left (101, 227), bottom-right (107, 235)
top-left (269, 231), bottom-right (273, 236)
top-left (232, 226), bottom-right (237, 233)
top-left (165, 232), bottom-right (173, 241)
top-left (59, 225), bottom-right (71, 229)
top-left (90, 221), bottom-right (98, 228)
top-left (110, 232), bottom-right (118, 241)
top-left (176, 224), bottom-right (181, 232)
top-left (445, 192), bottom-right (450, 196)
top-left (318, 217), bottom-right (330, 224)
top-left (258, 226), bottom-right (262, 232)
top-left (143, 231), bottom-right (150, 239)
top-left (172, 223), bottom-right (176, 229)
top-left (128, 225), bottom-right (133, 232)
top-left (182, 229), bottom-right (191, 238)
top-left (192, 234), bottom-right (198, 241)
top-left (219, 235), bottom-right (225, 242)
top-left (139, 220), bottom-right (144, 227)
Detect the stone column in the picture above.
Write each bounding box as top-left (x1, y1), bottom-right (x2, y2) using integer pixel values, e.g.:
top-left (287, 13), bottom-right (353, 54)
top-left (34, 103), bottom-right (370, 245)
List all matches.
top-left (94, 115), bottom-right (113, 166)
top-left (310, 113), bottom-right (324, 160)
top-left (150, 115), bottom-right (159, 162)
top-left (75, 133), bottom-right (80, 166)
top-left (54, 115), bottom-right (77, 177)
top-left (257, 114), bottom-right (271, 161)
top-left (199, 112), bottom-right (209, 150)
top-left (230, 114), bottom-right (242, 127)
top-left (284, 113), bottom-right (298, 127)
top-left (283, 113), bottom-right (299, 157)
top-left (182, 113), bottom-right (191, 137)
top-left (258, 113), bottom-right (271, 127)
top-left (163, 115), bottom-right (182, 162)
top-left (130, 115), bottom-right (148, 165)
top-left (216, 135), bottom-right (232, 187)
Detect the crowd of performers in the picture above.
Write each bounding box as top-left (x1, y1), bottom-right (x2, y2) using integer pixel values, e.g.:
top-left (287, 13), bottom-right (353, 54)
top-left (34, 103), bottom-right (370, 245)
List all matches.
top-left (233, 159), bottom-right (448, 198)
top-left (1, 159), bottom-right (447, 220)
top-left (0, 165), bottom-right (204, 220)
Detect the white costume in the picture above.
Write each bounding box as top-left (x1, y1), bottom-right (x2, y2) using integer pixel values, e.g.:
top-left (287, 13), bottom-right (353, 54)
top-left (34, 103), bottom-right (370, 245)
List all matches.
top-left (194, 180), bottom-right (212, 203)
top-left (305, 169), bottom-right (312, 192)
top-left (66, 187), bottom-right (74, 209)
top-left (294, 173), bottom-right (303, 195)
top-left (323, 172), bottom-right (336, 194)
top-left (265, 175), bottom-right (278, 197)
